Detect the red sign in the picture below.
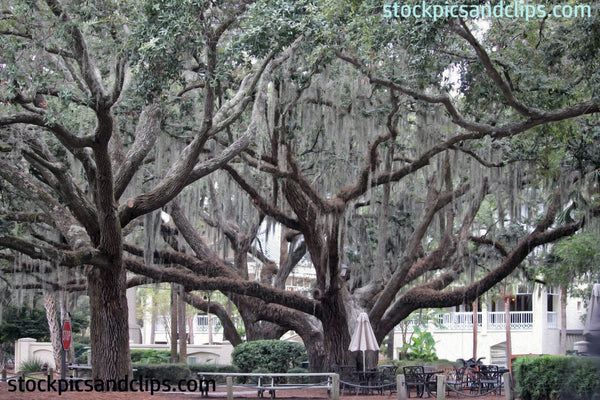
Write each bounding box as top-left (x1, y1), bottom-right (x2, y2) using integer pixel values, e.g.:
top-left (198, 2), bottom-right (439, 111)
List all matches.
top-left (62, 321), bottom-right (72, 351)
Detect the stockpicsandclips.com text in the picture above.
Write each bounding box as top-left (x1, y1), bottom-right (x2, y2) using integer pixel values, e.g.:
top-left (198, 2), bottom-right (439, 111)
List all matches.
top-left (8, 375), bottom-right (216, 396)
top-left (383, 1), bottom-right (592, 21)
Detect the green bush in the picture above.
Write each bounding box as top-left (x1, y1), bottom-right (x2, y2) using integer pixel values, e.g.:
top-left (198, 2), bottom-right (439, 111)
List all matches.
top-left (248, 367), bottom-right (271, 384)
top-left (188, 364), bottom-right (240, 374)
top-left (231, 340), bottom-right (308, 374)
top-left (20, 358), bottom-right (44, 373)
top-left (380, 358), bottom-right (458, 371)
top-left (286, 367), bottom-right (309, 383)
top-left (131, 349), bottom-right (170, 364)
top-left (132, 363), bottom-right (191, 381)
top-left (514, 355), bottom-right (600, 400)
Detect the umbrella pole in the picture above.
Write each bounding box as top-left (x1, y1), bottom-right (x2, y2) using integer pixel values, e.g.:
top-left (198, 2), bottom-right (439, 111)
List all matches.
top-left (363, 351), bottom-right (366, 372)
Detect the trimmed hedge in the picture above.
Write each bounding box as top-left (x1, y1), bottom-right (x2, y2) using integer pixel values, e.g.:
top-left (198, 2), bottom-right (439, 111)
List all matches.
top-left (514, 355), bottom-right (600, 400)
top-left (189, 364), bottom-right (240, 383)
top-left (286, 367), bottom-right (309, 383)
top-left (130, 349), bottom-right (170, 364)
top-left (231, 340), bottom-right (308, 373)
top-left (132, 363), bottom-right (240, 383)
top-left (132, 363), bottom-right (191, 381)
top-left (188, 364), bottom-right (240, 374)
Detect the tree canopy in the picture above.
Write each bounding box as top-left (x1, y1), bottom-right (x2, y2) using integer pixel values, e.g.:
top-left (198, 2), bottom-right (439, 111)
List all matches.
top-left (1, 0), bottom-right (599, 378)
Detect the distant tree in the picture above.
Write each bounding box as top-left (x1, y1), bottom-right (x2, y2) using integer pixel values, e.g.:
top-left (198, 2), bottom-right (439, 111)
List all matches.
top-left (0, 305), bottom-right (50, 342)
top-left (539, 232), bottom-right (600, 354)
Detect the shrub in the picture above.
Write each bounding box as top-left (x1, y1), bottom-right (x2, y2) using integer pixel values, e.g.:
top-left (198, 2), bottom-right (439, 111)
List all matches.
top-left (19, 358), bottom-right (44, 373)
top-left (248, 367), bottom-right (271, 384)
top-left (514, 355), bottom-right (600, 400)
top-left (132, 363), bottom-right (191, 381)
top-left (380, 358), bottom-right (458, 371)
top-left (231, 340), bottom-right (307, 374)
top-left (286, 366), bottom-right (309, 383)
top-left (188, 364), bottom-right (240, 374)
top-left (130, 349), bottom-right (170, 364)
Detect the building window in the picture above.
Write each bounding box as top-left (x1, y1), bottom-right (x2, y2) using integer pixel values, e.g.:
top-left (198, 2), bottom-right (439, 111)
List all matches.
top-left (547, 294), bottom-right (554, 312)
top-left (196, 314), bottom-right (223, 333)
top-left (154, 316), bottom-right (168, 333)
top-left (510, 294), bottom-right (532, 312)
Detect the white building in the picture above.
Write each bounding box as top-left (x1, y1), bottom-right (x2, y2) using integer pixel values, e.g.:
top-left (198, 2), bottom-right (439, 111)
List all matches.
top-left (394, 284), bottom-right (587, 365)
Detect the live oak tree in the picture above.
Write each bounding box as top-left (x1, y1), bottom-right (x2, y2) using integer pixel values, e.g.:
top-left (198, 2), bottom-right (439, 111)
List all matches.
top-left (1, 0), bottom-right (600, 378)
top-left (0, 0), bottom-right (300, 379)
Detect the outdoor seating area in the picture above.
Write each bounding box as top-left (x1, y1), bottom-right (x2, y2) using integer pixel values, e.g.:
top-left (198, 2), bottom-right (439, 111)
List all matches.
top-left (334, 362), bottom-right (507, 398)
top-left (333, 364), bottom-right (398, 396)
top-left (437, 364), bottom-right (508, 398)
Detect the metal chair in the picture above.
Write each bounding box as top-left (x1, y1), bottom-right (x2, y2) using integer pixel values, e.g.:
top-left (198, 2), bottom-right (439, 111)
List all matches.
top-left (333, 364), bottom-right (358, 395)
top-left (403, 366), bottom-right (427, 398)
top-left (476, 365), bottom-right (502, 395)
top-left (378, 365), bottom-right (398, 394)
top-left (445, 366), bottom-right (466, 394)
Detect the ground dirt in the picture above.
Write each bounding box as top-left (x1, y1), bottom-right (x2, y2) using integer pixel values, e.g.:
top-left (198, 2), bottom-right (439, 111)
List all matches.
top-left (0, 381), bottom-right (509, 400)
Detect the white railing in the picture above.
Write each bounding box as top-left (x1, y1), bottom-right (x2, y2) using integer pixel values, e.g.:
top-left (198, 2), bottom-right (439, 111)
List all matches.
top-left (437, 312), bottom-right (483, 330)
top-left (547, 312), bottom-right (558, 329)
top-left (394, 320), bottom-right (423, 332)
top-left (488, 311), bottom-right (533, 330)
top-left (197, 315), bottom-right (223, 333)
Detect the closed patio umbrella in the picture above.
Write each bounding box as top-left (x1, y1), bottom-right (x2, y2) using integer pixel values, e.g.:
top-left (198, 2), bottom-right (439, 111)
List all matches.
top-left (349, 312), bottom-right (379, 372)
top-left (583, 283), bottom-right (600, 356)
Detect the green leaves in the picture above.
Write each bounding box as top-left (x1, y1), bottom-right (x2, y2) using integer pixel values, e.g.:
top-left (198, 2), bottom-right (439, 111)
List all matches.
top-left (231, 340), bottom-right (308, 373)
top-left (0, 305), bottom-right (50, 343)
top-left (539, 232), bottom-right (600, 294)
top-left (514, 355), bottom-right (600, 400)
top-left (398, 326), bottom-right (438, 362)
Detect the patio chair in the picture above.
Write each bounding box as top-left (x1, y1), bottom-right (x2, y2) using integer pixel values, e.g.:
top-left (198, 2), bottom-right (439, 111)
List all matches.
top-left (378, 365), bottom-right (398, 394)
top-left (333, 364), bottom-right (359, 395)
top-left (476, 365), bottom-right (502, 395)
top-left (445, 366), bottom-right (467, 395)
top-left (403, 366), bottom-right (427, 398)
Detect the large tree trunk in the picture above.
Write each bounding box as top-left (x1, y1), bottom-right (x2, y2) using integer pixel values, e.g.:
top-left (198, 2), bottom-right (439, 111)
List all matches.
top-left (87, 265), bottom-right (131, 381)
top-left (319, 294), bottom-right (351, 371)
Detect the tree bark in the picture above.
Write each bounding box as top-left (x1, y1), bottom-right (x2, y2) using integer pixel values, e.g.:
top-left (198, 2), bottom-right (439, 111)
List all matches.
top-left (504, 295), bottom-right (513, 373)
top-left (170, 283), bottom-right (178, 363)
top-left (87, 265), bottom-right (131, 381)
top-left (386, 331), bottom-right (394, 360)
top-left (43, 290), bottom-right (62, 375)
top-left (560, 286), bottom-right (567, 355)
top-left (178, 285), bottom-right (187, 363)
top-left (319, 294), bottom-right (351, 371)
